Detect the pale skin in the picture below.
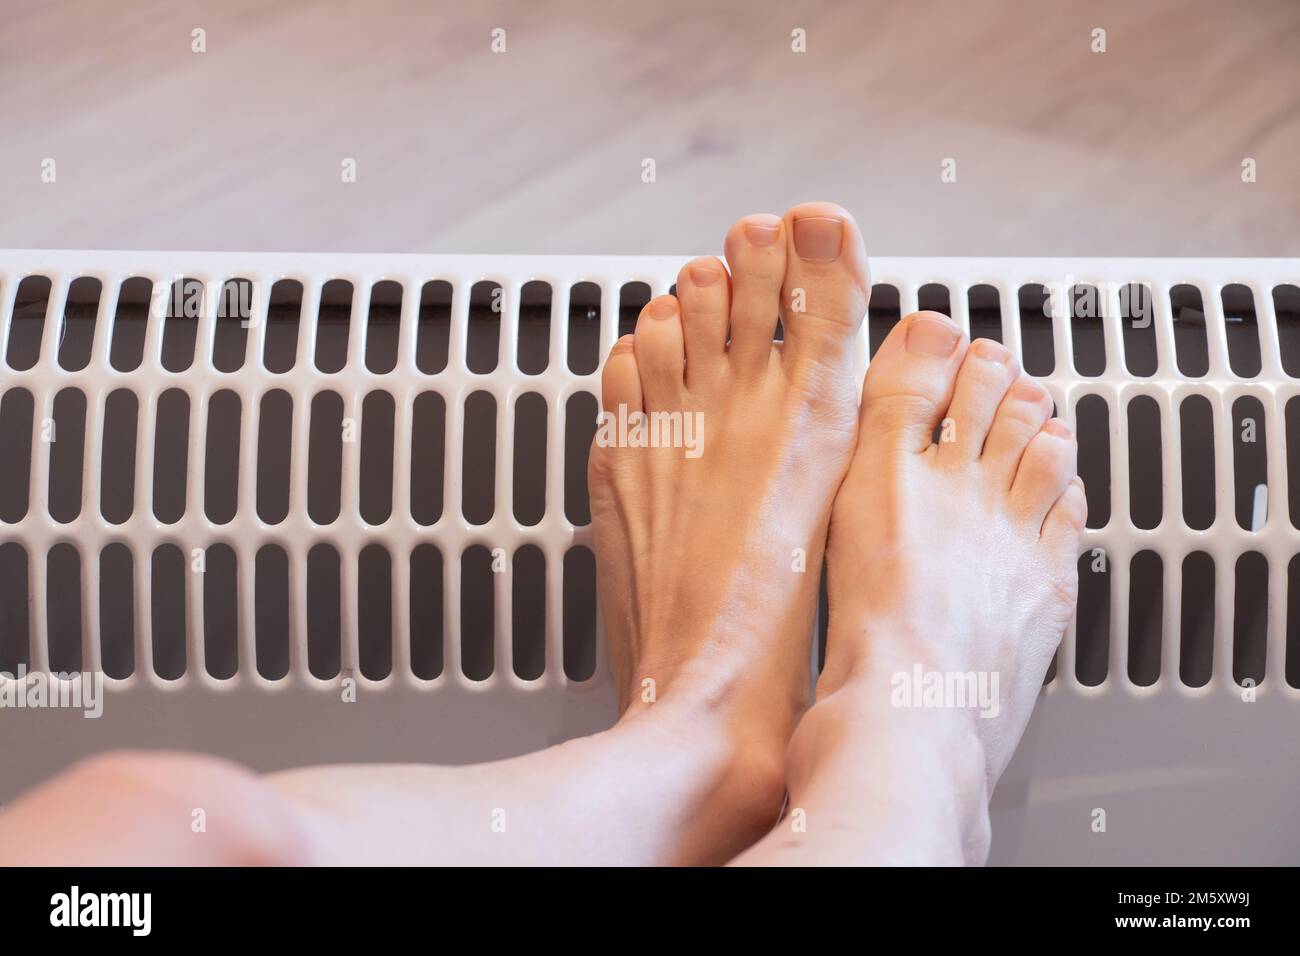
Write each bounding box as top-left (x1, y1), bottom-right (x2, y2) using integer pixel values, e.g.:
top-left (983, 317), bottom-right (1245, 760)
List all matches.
top-left (0, 203), bottom-right (1084, 866)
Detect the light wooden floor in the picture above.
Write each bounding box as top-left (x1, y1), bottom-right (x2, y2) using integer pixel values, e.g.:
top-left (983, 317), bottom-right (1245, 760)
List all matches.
top-left (1, 0), bottom-right (1297, 257)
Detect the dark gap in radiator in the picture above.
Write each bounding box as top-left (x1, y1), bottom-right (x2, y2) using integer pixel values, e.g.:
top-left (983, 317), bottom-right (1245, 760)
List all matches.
top-left (365, 280), bottom-right (402, 375)
top-left (1233, 551), bottom-right (1268, 687)
top-left (153, 389), bottom-right (190, 524)
top-left (101, 389), bottom-right (138, 524)
top-left (0, 543), bottom-right (29, 674)
top-left (46, 543), bottom-right (82, 673)
top-left (565, 392), bottom-right (598, 526)
top-left (1170, 284), bottom-right (1209, 377)
top-left (1231, 396), bottom-right (1268, 531)
top-left (306, 391), bottom-right (343, 525)
top-left (1070, 284), bottom-right (1105, 377)
top-left (1074, 395), bottom-right (1110, 528)
top-left (867, 283), bottom-right (901, 359)
top-left (618, 282), bottom-right (651, 338)
top-left (563, 546), bottom-right (597, 681)
top-left (764, 270), bottom-right (780, 341)
top-left (410, 392), bottom-right (445, 526)
top-left (460, 545), bottom-right (494, 681)
top-left (109, 277), bottom-right (151, 372)
top-left (58, 276), bottom-right (101, 372)
top-left (151, 544), bottom-right (186, 680)
top-left (1288, 555), bottom-right (1300, 689)
top-left (255, 389), bottom-right (292, 524)
top-left (1044, 649), bottom-right (1058, 686)
top-left (314, 279), bottom-right (353, 374)
top-left (204, 390), bottom-right (241, 525)
top-left (358, 544), bottom-right (392, 681)
top-left (1127, 396), bottom-right (1163, 529)
top-left (263, 279), bottom-right (302, 374)
top-left (1120, 283), bottom-right (1157, 377)
top-left (466, 281), bottom-right (502, 374)
top-left (966, 283), bottom-right (1002, 343)
top-left (0, 389), bottom-right (34, 523)
top-left (513, 392), bottom-right (547, 526)
top-left (161, 277), bottom-right (201, 373)
top-left (1179, 551), bottom-right (1215, 687)
top-left (306, 544), bottom-right (341, 680)
top-left (917, 282), bottom-right (951, 317)
top-left (212, 278), bottom-right (252, 373)
top-left (512, 544), bottom-right (546, 681)
top-left (1018, 283), bottom-right (1054, 376)
top-left (202, 543), bottom-right (238, 680)
top-left (1274, 284), bottom-right (1300, 378)
top-left (359, 390), bottom-right (395, 525)
top-left (517, 280), bottom-right (552, 375)
top-left (99, 543), bottom-right (134, 679)
top-left (567, 281), bottom-right (601, 375)
top-left (1180, 395), bottom-right (1216, 530)
top-left (1289, 397), bottom-right (1299, 530)
top-left (416, 280), bottom-right (452, 374)
top-left (1127, 550), bottom-right (1163, 687)
top-left (409, 545), bottom-right (444, 680)
top-left (48, 388), bottom-right (86, 523)
top-left (816, 562), bottom-right (829, 673)
top-left (461, 391), bottom-right (497, 525)
top-left (1221, 283), bottom-right (1260, 378)
top-left (254, 545), bottom-right (289, 682)
top-left (1075, 549), bottom-right (1110, 686)
top-left (6, 275), bottom-right (51, 371)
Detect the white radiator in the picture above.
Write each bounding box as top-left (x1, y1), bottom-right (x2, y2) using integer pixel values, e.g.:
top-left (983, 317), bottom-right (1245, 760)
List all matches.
top-left (2, 251), bottom-right (1297, 864)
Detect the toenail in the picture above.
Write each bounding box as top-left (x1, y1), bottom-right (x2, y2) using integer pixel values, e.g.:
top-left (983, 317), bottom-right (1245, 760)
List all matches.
top-left (1011, 378), bottom-right (1047, 402)
top-left (688, 264), bottom-right (723, 286)
top-left (972, 337), bottom-right (1012, 364)
top-left (743, 216), bottom-right (782, 246)
top-left (1043, 418), bottom-right (1073, 439)
top-left (648, 296), bottom-right (679, 319)
top-left (905, 315), bottom-right (961, 356)
top-left (793, 216), bottom-right (843, 261)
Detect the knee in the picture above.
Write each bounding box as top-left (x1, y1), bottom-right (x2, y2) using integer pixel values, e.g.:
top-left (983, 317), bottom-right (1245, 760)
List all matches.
top-left (62, 750), bottom-right (314, 866)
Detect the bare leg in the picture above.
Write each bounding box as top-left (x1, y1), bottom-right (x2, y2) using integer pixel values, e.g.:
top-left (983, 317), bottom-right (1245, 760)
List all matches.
top-left (0, 202), bottom-right (873, 866)
top-left (0, 698), bottom-right (776, 866)
top-left (735, 312), bottom-right (1086, 865)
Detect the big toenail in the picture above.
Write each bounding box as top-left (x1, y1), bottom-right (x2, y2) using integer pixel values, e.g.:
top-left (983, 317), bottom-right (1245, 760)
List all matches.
top-left (905, 316), bottom-right (961, 355)
top-left (793, 216), bottom-right (843, 261)
top-left (972, 338), bottom-right (1012, 364)
top-left (1043, 418), bottom-right (1073, 439)
top-left (649, 297), bottom-right (679, 319)
top-left (688, 264), bottom-right (722, 286)
top-left (1011, 379), bottom-right (1047, 402)
top-left (744, 216), bottom-right (782, 246)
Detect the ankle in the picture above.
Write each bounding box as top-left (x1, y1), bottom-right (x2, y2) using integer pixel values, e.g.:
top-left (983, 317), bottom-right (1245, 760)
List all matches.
top-left (790, 673), bottom-right (992, 864)
top-left (615, 670), bottom-right (795, 854)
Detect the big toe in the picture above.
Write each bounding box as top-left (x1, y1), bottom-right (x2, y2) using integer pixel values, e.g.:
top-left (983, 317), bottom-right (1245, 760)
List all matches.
top-left (857, 310), bottom-right (969, 454)
top-left (778, 201), bottom-right (871, 376)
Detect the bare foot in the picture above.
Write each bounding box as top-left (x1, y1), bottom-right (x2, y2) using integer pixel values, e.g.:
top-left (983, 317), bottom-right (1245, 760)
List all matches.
top-left (818, 313), bottom-right (1085, 783)
top-left (589, 202), bottom-right (870, 837)
top-left (733, 312), bottom-right (1085, 866)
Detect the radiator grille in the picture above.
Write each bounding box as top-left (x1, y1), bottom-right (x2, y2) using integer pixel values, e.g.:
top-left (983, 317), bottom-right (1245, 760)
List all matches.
top-left (1, 251), bottom-right (1298, 698)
